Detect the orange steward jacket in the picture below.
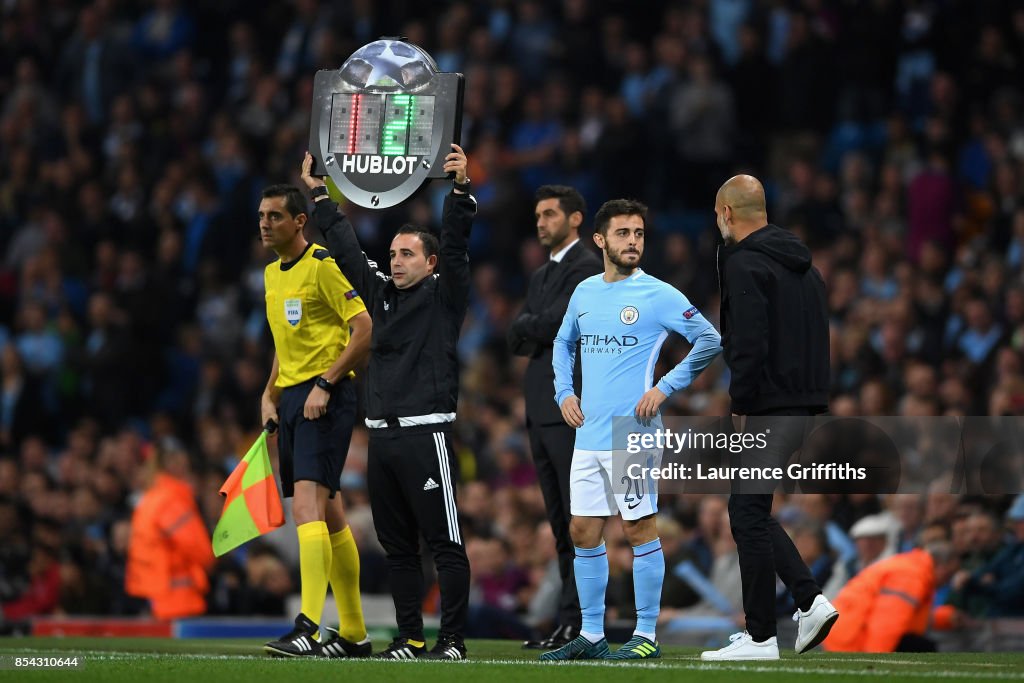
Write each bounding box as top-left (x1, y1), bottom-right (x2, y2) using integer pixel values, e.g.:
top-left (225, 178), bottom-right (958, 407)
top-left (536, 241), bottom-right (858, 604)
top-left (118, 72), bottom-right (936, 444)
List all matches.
top-left (824, 548), bottom-right (954, 652)
top-left (127, 473), bottom-right (215, 619)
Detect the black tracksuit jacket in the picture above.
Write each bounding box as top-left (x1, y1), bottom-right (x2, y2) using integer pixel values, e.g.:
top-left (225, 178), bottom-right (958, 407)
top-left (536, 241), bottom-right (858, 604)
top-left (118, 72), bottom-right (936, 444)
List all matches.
top-left (313, 191), bottom-right (477, 423)
top-left (719, 224), bottom-right (829, 415)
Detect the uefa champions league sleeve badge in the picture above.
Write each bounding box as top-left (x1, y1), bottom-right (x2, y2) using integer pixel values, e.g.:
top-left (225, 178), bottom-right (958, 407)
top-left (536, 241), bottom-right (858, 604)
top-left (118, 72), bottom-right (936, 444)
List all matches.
top-left (308, 37), bottom-right (464, 210)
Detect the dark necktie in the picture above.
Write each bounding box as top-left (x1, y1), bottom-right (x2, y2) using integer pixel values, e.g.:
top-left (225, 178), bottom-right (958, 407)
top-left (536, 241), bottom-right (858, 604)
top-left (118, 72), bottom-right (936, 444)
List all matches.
top-left (541, 258), bottom-right (560, 291)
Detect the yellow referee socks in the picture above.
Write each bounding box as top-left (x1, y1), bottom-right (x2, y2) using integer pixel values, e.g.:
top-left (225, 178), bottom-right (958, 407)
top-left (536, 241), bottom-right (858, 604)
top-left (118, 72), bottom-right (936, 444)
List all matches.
top-left (297, 521), bottom-right (332, 630)
top-left (329, 526), bottom-right (367, 642)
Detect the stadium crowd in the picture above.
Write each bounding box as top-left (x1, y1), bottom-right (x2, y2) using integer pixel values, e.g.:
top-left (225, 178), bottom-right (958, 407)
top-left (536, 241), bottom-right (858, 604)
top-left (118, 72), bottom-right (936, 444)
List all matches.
top-left (1, 0), bottom-right (1024, 643)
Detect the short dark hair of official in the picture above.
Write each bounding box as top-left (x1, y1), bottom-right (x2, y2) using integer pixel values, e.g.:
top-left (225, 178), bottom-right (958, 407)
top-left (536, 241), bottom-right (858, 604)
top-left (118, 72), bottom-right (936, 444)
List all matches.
top-left (262, 184), bottom-right (307, 218)
top-left (594, 198), bottom-right (648, 235)
top-left (535, 185), bottom-right (586, 221)
top-left (394, 224), bottom-right (439, 260)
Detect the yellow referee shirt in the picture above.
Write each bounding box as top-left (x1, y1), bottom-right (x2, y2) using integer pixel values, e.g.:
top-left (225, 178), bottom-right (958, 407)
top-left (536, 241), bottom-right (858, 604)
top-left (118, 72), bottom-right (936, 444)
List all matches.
top-left (264, 242), bottom-right (366, 388)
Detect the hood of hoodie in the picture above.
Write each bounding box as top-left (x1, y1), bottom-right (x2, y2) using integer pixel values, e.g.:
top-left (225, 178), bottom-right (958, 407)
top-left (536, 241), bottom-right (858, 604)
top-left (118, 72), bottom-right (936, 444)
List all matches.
top-left (733, 224), bottom-right (812, 273)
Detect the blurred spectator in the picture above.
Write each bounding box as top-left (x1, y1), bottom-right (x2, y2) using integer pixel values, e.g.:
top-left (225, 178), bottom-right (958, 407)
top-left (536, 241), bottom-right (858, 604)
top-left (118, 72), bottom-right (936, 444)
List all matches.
top-left (466, 535), bottom-right (531, 639)
top-left (0, 344), bottom-right (46, 449)
top-left (951, 495), bottom-right (1024, 617)
top-left (14, 301), bottom-right (62, 378)
top-left (824, 542), bottom-right (963, 653)
top-left (209, 545), bottom-right (294, 616)
top-left (0, 544), bottom-right (60, 622)
top-left (81, 292), bottom-right (133, 431)
top-left (669, 54), bottom-right (735, 208)
top-left (824, 513), bottom-right (895, 599)
top-left (126, 440), bottom-right (214, 619)
top-left (945, 509), bottom-right (1006, 616)
top-left (907, 145), bottom-right (956, 263)
top-left (888, 494), bottom-right (926, 552)
top-left (0, 495), bottom-right (29, 608)
top-left (508, 1), bottom-right (555, 83)
top-left (132, 0), bottom-right (196, 63)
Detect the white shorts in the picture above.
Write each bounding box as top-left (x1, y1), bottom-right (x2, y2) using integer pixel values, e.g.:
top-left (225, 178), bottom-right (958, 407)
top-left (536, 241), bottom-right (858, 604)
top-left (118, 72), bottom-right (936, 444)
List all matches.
top-left (570, 448), bottom-right (659, 521)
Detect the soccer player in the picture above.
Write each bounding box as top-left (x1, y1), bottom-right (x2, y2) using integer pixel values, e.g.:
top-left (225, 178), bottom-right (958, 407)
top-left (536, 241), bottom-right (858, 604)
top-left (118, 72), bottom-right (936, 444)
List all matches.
top-left (544, 199), bottom-right (722, 661)
top-left (301, 145), bottom-right (476, 661)
top-left (258, 184), bottom-right (373, 658)
top-left (509, 185), bottom-right (602, 649)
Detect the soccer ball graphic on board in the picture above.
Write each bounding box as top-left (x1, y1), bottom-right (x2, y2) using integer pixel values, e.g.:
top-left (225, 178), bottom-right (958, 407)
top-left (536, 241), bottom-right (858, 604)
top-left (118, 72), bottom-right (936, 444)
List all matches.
top-left (338, 38), bottom-right (437, 93)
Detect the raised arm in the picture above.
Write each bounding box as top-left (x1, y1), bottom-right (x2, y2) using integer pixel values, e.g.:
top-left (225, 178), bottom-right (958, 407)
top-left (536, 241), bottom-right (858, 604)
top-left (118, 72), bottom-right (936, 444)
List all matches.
top-left (437, 143), bottom-right (477, 316)
top-left (301, 152), bottom-right (388, 308)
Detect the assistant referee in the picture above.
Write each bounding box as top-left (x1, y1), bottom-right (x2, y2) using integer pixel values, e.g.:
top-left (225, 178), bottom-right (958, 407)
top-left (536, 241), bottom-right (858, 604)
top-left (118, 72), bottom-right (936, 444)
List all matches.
top-left (301, 145), bottom-right (476, 661)
top-left (258, 183), bottom-right (373, 659)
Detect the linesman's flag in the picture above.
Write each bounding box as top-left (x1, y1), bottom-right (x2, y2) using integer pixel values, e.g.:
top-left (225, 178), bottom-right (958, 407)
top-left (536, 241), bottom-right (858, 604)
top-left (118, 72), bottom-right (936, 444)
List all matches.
top-left (212, 426), bottom-right (284, 556)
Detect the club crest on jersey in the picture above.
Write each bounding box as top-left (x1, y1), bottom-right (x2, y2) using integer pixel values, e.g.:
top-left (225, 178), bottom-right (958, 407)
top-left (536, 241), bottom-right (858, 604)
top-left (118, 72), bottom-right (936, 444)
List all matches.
top-left (620, 306), bottom-right (639, 325)
top-left (284, 298), bottom-right (302, 326)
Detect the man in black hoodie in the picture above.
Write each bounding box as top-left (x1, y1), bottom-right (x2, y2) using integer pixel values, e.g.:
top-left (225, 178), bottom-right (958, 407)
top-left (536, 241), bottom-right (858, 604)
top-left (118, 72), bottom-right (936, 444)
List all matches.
top-left (701, 175), bottom-right (838, 662)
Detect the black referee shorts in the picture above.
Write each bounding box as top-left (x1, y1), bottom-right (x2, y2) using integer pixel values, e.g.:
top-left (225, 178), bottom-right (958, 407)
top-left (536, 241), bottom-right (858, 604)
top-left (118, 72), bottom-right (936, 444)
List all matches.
top-left (277, 376), bottom-right (356, 498)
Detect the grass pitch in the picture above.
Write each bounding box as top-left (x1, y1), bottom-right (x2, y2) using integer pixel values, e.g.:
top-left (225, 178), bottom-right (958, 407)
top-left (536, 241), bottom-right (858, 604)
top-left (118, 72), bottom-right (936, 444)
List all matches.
top-left (0, 637), bottom-right (1022, 682)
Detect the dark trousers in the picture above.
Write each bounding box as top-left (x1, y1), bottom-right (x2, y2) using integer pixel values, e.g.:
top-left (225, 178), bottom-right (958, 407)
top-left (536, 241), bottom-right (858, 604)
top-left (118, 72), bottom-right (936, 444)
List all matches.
top-left (528, 422), bottom-right (581, 630)
top-left (729, 408), bottom-right (821, 641)
top-left (368, 424), bottom-right (470, 640)
top-left (896, 633), bottom-right (937, 652)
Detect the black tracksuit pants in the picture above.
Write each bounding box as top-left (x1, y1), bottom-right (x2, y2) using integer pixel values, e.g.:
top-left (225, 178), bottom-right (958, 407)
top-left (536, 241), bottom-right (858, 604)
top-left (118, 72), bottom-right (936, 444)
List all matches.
top-left (729, 408), bottom-right (822, 641)
top-left (527, 422), bottom-right (581, 630)
top-left (368, 424), bottom-right (469, 640)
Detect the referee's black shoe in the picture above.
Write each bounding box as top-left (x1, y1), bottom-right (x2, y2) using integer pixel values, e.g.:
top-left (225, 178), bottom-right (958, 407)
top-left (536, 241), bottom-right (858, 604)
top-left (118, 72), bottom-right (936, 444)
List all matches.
top-left (523, 624), bottom-right (579, 650)
top-left (320, 627), bottom-right (372, 658)
top-left (423, 633), bottom-right (467, 660)
top-left (372, 637), bottom-right (426, 660)
top-left (264, 613), bottom-right (322, 657)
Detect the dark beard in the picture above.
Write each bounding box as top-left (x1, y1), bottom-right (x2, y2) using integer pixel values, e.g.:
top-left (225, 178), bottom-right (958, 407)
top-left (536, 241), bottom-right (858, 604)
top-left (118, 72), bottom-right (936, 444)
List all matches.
top-left (541, 223), bottom-right (571, 250)
top-left (607, 248), bottom-right (640, 270)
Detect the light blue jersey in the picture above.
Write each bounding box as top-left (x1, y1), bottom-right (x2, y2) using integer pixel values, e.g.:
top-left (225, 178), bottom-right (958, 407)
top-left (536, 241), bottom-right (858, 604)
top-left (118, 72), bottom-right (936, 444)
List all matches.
top-left (553, 269), bottom-right (722, 451)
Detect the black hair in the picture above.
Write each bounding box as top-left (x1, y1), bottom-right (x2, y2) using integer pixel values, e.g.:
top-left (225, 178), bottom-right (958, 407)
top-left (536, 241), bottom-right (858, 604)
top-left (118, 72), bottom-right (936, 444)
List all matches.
top-left (261, 184), bottom-right (307, 218)
top-left (535, 185), bottom-right (586, 221)
top-left (593, 198), bottom-right (648, 235)
top-left (393, 224), bottom-right (439, 260)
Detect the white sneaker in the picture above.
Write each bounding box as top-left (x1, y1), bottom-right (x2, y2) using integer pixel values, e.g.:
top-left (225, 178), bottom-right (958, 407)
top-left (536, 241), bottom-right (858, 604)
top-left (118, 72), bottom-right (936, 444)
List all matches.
top-left (793, 594), bottom-right (839, 654)
top-left (700, 632), bottom-right (780, 661)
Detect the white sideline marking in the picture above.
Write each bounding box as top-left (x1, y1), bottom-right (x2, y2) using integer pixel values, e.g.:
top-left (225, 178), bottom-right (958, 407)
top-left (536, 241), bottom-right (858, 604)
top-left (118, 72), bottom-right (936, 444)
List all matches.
top-left (5, 648), bottom-right (1023, 679)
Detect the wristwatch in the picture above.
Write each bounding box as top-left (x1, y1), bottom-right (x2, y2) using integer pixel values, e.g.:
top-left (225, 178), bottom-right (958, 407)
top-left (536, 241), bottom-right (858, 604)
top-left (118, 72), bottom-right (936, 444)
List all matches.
top-left (453, 177), bottom-right (471, 192)
top-left (315, 376), bottom-right (334, 392)
top-left (310, 185), bottom-right (329, 200)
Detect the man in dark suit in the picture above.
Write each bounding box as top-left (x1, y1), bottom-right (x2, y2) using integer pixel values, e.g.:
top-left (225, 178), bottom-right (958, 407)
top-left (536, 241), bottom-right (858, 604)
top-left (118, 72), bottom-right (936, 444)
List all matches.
top-left (508, 185), bottom-right (603, 649)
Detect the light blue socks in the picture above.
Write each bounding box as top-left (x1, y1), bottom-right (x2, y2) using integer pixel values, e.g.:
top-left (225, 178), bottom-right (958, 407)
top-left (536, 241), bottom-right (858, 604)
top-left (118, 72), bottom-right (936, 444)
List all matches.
top-left (632, 538), bottom-right (664, 640)
top-left (574, 542), bottom-right (609, 642)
